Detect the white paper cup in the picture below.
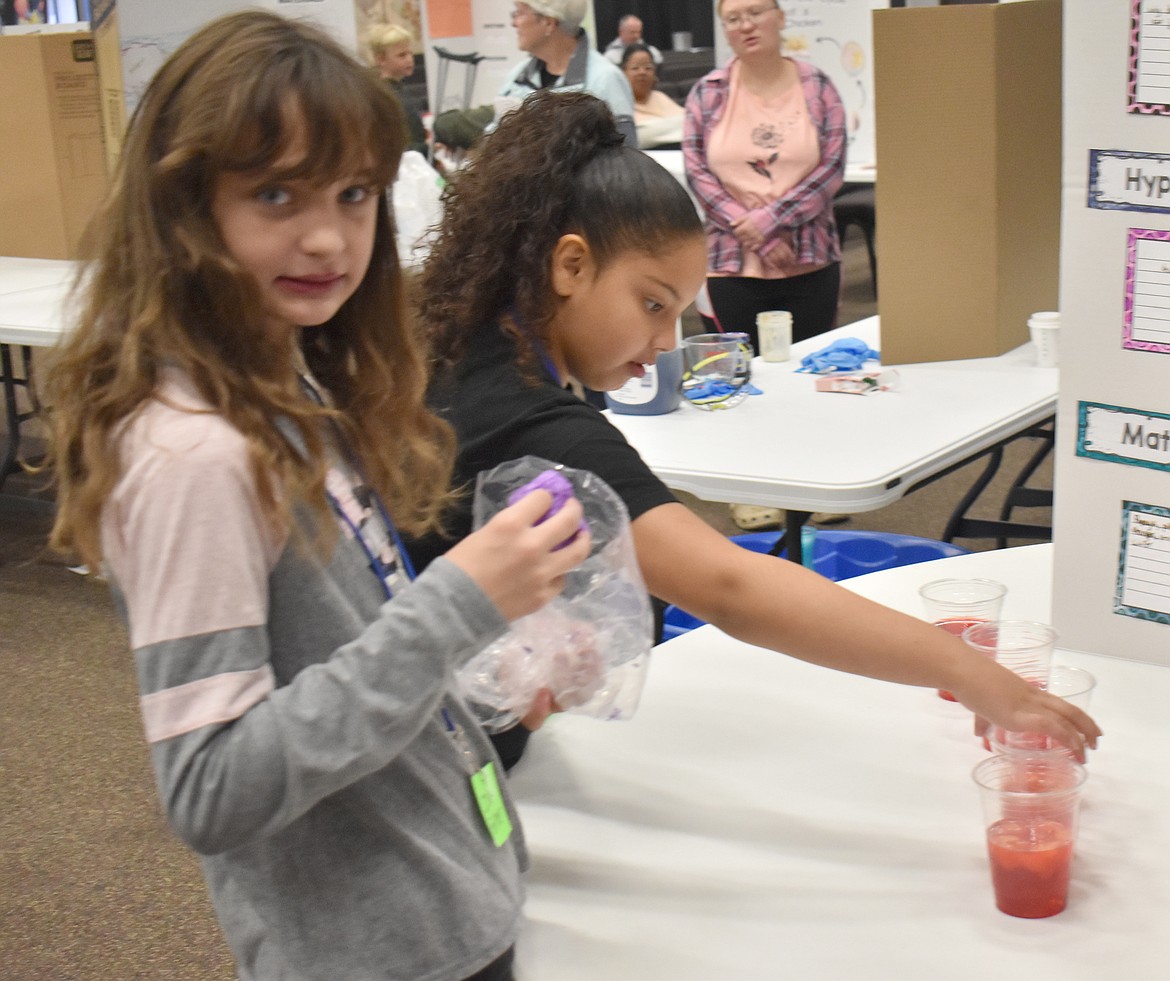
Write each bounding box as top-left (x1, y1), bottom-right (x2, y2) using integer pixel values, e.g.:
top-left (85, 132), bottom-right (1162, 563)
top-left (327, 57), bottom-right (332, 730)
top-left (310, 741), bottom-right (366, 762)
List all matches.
top-left (1028, 311), bottom-right (1060, 368)
top-left (756, 310), bottom-right (792, 362)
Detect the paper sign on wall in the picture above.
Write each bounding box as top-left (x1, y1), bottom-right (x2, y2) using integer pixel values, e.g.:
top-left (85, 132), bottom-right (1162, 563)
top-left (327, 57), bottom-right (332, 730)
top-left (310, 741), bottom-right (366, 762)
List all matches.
top-left (1128, 0), bottom-right (1170, 114)
top-left (1089, 149), bottom-right (1170, 214)
top-left (1116, 500), bottom-right (1170, 623)
top-left (1078, 401), bottom-right (1170, 472)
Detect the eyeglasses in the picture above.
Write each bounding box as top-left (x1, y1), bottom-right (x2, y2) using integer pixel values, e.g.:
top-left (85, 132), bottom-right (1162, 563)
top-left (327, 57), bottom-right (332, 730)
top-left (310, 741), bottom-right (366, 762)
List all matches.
top-left (510, 6), bottom-right (535, 21)
top-left (721, 5), bottom-right (779, 31)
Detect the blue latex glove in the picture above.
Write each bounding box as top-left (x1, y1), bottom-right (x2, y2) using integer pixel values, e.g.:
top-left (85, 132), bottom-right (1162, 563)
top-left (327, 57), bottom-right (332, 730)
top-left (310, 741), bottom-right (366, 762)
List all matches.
top-left (795, 337), bottom-right (881, 374)
top-left (682, 380), bottom-right (764, 404)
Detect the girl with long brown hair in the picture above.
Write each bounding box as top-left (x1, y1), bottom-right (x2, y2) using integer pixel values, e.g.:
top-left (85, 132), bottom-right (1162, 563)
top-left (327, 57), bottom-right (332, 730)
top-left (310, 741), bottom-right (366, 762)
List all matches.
top-left (45, 12), bottom-right (587, 979)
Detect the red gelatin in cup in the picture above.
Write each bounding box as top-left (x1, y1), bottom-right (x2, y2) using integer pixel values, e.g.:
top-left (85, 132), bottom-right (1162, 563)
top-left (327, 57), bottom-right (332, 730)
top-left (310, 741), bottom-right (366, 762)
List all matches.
top-left (934, 618), bottom-right (983, 700)
top-left (986, 818), bottom-right (1074, 918)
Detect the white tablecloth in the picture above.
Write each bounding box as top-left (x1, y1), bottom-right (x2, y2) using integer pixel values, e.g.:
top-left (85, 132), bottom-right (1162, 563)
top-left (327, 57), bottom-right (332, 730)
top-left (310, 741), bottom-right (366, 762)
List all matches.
top-left (510, 545), bottom-right (1170, 980)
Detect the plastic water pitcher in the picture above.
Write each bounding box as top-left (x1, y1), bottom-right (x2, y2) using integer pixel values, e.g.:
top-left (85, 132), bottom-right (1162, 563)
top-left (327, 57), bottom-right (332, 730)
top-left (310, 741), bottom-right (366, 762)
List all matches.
top-left (605, 319), bottom-right (685, 415)
top-left (604, 347), bottom-right (683, 415)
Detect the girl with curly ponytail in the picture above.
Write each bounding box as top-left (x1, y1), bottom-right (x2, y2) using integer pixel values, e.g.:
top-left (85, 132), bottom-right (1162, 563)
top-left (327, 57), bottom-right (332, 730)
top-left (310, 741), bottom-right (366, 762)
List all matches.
top-left (410, 89), bottom-right (1100, 777)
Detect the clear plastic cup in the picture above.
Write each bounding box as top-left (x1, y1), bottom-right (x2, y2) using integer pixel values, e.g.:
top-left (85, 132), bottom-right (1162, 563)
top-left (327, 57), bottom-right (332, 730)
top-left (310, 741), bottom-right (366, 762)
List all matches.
top-left (681, 332), bottom-right (753, 410)
top-left (961, 620), bottom-right (1056, 688)
top-left (918, 579), bottom-right (1007, 700)
top-left (972, 754), bottom-right (1087, 918)
top-left (987, 665), bottom-right (1096, 759)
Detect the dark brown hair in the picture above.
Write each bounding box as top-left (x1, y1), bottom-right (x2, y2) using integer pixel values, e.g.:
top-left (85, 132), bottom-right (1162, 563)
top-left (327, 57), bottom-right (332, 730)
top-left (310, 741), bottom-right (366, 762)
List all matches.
top-left (418, 90), bottom-right (702, 377)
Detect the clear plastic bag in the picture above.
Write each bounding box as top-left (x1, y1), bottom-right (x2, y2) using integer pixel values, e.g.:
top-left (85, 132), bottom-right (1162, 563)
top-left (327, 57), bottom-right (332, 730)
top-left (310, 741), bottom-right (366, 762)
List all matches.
top-left (457, 456), bottom-right (654, 732)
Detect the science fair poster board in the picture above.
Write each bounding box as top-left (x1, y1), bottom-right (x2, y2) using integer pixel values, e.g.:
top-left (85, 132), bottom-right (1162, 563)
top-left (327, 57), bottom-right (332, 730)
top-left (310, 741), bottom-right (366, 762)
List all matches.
top-left (418, 0), bottom-right (596, 115)
top-left (112, 0), bottom-right (359, 114)
top-left (713, 0), bottom-right (884, 171)
top-left (1052, 0), bottom-right (1170, 667)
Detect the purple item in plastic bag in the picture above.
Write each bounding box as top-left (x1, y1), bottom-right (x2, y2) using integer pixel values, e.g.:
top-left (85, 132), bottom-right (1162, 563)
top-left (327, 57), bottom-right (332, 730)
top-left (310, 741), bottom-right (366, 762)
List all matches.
top-left (507, 469), bottom-right (589, 549)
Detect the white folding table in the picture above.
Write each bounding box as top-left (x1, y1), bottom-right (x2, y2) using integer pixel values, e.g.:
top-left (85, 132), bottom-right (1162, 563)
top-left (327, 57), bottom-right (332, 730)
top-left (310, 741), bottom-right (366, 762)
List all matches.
top-left (510, 544), bottom-right (1170, 980)
top-left (604, 317), bottom-right (1057, 562)
top-left (0, 257), bottom-right (76, 490)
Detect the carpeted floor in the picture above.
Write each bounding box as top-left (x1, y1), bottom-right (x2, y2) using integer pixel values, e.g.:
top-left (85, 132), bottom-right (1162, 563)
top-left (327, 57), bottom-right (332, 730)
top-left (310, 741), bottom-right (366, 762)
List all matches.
top-left (0, 234), bottom-right (1051, 978)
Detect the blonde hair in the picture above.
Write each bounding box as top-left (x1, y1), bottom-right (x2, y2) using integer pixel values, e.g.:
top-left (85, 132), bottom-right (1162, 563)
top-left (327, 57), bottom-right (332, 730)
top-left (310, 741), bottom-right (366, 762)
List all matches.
top-left (366, 22), bottom-right (413, 58)
top-left (46, 10), bottom-right (454, 569)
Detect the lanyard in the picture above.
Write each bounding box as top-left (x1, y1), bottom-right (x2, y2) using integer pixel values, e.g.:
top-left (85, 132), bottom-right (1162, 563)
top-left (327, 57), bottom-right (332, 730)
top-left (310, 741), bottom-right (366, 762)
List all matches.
top-left (299, 374), bottom-right (415, 599)
top-left (296, 373), bottom-right (513, 843)
top-left (324, 480), bottom-right (415, 600)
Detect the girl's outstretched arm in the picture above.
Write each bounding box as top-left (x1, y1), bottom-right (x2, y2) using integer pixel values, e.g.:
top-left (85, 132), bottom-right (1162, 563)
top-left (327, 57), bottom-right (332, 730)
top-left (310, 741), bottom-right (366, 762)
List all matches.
top-left (632, 503), bottom-right (1101, 759)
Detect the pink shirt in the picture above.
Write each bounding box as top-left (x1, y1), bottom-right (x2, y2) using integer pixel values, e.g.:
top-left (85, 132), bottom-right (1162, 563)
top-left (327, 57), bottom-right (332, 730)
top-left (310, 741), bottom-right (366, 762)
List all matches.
top-left (708, 61), bottom-right (821, 278)
top-left (683, 59), bottom-right (845, 276)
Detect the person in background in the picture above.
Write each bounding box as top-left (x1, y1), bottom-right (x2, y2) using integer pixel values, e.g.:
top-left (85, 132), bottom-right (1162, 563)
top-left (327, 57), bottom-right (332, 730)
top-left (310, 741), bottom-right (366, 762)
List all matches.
top-left (408, 90), bottom-right (1101, 774)
top-left (497, 0), bottom-right (638, 147)
top-left (622, 42), bottom-right (684, 150)
top-left (366, 22), bottom-right (429, 157)
top-left (604, 13), bottom-right (662, 65)
top-left (684, 0), bottom-right (844, 352)
top-left (44, 13), bottom-right (590, 980)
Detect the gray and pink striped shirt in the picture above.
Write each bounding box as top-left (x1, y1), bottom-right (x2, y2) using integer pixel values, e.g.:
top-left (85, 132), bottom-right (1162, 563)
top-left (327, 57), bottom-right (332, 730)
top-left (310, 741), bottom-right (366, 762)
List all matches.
top-left (102, 371), bottom-right (524, 980)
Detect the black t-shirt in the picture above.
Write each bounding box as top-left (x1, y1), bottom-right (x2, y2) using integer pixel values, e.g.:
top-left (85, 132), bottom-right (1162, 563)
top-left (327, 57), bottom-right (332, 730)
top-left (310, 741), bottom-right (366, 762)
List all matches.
top-left (407, 322), bottom-right (677, 573)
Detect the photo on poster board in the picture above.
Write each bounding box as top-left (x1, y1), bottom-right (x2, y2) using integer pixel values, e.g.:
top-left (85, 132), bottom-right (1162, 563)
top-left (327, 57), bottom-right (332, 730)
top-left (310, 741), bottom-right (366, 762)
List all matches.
top-left (1128, 0), bottom-right (1170, 114)
top-left (1078, 400), bottom-right (1170, 472)
top-left (1116, 500), bottom-right (1170, 623)
top-left (1088, 149), bottom-right (1170, 214)
top-left (1124, 227), bottom-right (1170, 352)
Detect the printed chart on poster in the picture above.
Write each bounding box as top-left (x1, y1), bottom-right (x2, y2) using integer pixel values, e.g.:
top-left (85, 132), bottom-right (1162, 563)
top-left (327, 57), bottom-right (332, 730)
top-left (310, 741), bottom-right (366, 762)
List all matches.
top-left (1053, 0), bottom-right (1170, 666)
top-left (1128, 0), bottom-right (1170, 114)
top-left (1116, 500), bottom-right (1170, 623)
top-left (114, 0), bottom-right (358, 112)
top-left (1124, 227), bottom-right (1170, 352)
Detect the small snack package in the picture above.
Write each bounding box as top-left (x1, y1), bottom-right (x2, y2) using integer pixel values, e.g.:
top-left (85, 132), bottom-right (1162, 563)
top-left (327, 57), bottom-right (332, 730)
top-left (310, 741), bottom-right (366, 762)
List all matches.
top-left (458, 456), bottom-right (654, 731)
top-left (813, 369), bottom-right (900, 396)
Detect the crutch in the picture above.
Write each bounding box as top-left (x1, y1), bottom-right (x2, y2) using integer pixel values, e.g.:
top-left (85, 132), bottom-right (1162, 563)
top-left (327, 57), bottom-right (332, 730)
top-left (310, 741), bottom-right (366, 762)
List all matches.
top-left (432, 46), bottom-right (487, 112)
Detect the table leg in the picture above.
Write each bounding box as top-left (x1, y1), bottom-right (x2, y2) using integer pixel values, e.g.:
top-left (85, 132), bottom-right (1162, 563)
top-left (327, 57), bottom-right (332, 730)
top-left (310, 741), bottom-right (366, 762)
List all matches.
top-left (936, 419), bottom-right (1055, 546)
top-left (1, 344), bottom-right (35, 494)
top-left (781, 510), bottom-right (811, 565)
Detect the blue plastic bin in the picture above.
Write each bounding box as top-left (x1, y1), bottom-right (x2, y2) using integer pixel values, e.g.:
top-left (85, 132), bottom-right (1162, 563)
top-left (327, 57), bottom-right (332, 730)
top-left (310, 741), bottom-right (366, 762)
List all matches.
top-left (661, 529), bottom-right (970, 641)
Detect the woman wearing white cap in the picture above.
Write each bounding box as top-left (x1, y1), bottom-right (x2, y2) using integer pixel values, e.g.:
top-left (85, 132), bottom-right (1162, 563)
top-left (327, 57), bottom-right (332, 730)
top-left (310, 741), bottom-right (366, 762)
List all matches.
top-left (496, 0), bottom-right (638, 147)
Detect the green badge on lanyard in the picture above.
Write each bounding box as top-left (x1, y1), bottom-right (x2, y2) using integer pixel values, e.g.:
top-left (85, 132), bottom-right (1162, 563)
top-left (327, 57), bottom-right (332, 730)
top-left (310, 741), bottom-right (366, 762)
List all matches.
top-left (470, 761), bottom-right (513, 847)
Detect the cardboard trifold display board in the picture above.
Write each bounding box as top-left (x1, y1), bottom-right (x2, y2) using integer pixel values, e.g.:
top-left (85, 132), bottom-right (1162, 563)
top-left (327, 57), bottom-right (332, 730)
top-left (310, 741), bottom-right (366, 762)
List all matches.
top-left (872, 0), bottom-right (1062, 364)
top-left (0, 30), bottom-right (109, 260)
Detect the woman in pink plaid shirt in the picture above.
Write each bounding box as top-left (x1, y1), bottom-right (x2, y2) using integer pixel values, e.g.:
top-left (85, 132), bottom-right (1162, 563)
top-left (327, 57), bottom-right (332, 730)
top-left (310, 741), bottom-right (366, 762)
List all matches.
top-left (684, 0), bottom-right (846, 352)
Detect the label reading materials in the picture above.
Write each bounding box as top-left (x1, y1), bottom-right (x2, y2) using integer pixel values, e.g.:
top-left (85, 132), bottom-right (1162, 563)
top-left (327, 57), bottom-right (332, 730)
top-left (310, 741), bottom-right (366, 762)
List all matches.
top-left (1078, 402), bottom-right (1170, 473)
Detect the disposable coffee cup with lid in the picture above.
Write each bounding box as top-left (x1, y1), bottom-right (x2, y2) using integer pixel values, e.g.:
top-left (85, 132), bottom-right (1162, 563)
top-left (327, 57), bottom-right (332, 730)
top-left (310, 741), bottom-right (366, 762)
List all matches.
top-left (1028, 311), bottom-right (1060, 368)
